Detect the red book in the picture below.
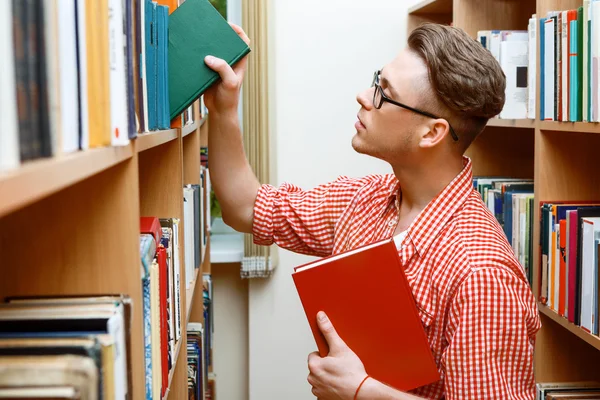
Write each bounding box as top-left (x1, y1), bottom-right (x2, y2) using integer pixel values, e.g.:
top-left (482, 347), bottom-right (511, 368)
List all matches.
top-left (140, 217), bottom-right (162, 246)
top-left (157, 247), bottom-right (169, 397)
top-left (292, 238), bottom-right (440, 392)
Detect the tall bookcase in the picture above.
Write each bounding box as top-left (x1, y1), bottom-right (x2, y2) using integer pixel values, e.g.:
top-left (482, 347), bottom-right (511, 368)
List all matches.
top-left (408, 0), bottom-right (600, 384)
top-left (0, 113), bottom-right (211, 399)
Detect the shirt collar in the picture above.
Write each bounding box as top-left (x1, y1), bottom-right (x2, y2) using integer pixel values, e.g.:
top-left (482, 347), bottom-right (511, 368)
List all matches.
top-left (386, 156), bottom-right (474, 258)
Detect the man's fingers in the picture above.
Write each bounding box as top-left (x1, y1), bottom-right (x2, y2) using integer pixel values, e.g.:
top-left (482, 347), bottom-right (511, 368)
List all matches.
top-left (204, 56), bottom-right (238, 89)
top-left (229, 22), bottom-right (251, 45)
top-left (307, 351), bottom-right (320, 373)
top-left (316, 311), bottom-right (346, 355)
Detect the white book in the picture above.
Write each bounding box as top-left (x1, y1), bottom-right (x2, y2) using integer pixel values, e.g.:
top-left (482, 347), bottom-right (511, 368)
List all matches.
top-left (172, 219), bottom-right (182, 341)
top-left (544, 18), bottom-right (556, 121)
top-left (108, 0), bottom-right (130, 145)
top-left (44, 0), bottom-right (60, 155)
top-left (57, 0), bottom-right (80, 153)
top-left (584, 0), bottom-right (591, 122)
top-left (592, 1), bottom-right (600, 122)
top-left (499, 40), bottom-right (529, 119)
top-left (562, 11), bottom-right (569, 121)
top-left (0, 0), bottom-right (20, 170)
top-left (77, 0), bottom-right (89, 149)
top-left (490, 31), bottom-right (502, 62)
top-left (528, 16), bottom-right (537, 119)
top-left (183, 187), bottom-right (195, 289)
top-left (580, 217), bottom-right (600, 333)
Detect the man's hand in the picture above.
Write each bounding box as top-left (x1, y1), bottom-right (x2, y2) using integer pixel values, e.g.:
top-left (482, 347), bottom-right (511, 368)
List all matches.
top-left (307, 311), bottom-right (368, 400)
top-left (203, 23), bottom-right (250, 114)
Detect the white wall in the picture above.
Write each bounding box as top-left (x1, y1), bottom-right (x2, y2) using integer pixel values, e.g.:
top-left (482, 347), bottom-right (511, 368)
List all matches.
top-left (249, 1), bottom-right (421, 399)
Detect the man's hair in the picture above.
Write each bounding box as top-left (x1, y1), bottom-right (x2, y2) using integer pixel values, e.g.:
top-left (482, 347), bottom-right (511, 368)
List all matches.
top-left (407, 23), bottom-right (506, 151)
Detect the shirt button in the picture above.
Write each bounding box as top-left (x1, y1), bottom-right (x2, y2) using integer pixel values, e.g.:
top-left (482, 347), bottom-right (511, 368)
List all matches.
top-left (388, 221), bottom-right (395, 227)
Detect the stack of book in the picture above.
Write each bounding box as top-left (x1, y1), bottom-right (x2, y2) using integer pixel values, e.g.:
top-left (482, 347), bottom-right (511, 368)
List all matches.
top-left (187, 322), bottom-right (206, 400)
top-left (538, 201), bottom-right (600, 335)
top-left (0, 0), bottom-right (136, 170)
top-left (140, 216), bottom-right (182, 400)
top-left (0, 294), bottom-right (132, 400)
top-left (537, 3), bottom-right (600, 122)
top-left (474, 177), bottom-right (535, 284)
top-left (537, 381), bottom-right (600, 399)
top-left (477, 28), bottom-right (534, 119)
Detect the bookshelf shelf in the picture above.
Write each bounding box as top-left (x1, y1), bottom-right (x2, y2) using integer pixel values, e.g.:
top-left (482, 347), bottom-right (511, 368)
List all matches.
top-left (182, 120), bottom-right (200, 138)
top-left (186, 268), bottom-right (201, 324)
top-left (136, 129), bottom-right (178, 153)
top-left (487, 119), bottom-right (536, 129)
top-left (539, 121), bottom-right (600, 134)
top-left (0, 145), bottom-right (133, 219)
top-left (163, 338), bottom-right (183, 400)
top-left (538, 305), bottom-right (600, 353)
top-left (408, 0), bottom-right (452, 15)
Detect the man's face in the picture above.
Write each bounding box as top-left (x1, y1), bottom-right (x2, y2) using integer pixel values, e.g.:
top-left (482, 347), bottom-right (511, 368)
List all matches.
top-left (352, 48), bottom-right (431, 165)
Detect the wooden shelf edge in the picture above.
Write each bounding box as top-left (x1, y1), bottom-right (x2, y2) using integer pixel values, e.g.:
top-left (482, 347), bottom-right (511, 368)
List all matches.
top-left (182, 120), bottom-right (200, 138)
top-left (487, 119), bottom-right (536, 129)
top-left (186, 268), bottom-right (201, 323)
top-left (0, 145), bottom-right (133, 219)
top-left (408, 0), bottom-right (452, 15)
top-left (136, 129), bottom-right (178, 153)
top-left (162, 337), bottom-right (183, 400)
top-left (539, 121), bottom-right (600, 134)
top-left (539, 304), bottom-right (600, 352)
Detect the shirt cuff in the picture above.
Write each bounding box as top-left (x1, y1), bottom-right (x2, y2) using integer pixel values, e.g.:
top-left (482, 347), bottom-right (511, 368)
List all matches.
top-left (252, 183), bottom-right (277, 246)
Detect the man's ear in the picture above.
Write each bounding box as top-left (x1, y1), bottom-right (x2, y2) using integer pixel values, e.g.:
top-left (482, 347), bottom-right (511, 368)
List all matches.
top-left (419, 119), bottom-right (450, 148)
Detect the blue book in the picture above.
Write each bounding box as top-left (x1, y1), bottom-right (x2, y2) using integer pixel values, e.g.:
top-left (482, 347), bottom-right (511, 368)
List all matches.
top-left (570, 19), bottom-right (579, 122)
top-left (143, 277), bottom-right (153, 400)
top-left (163, 6), bottom-right (170, 128)
top-left (540, 18), bottom-right (546, 121)
top-left (145, 0), bottom-right (157, 130)
top-left (156, 6), bottom-right (167, 129)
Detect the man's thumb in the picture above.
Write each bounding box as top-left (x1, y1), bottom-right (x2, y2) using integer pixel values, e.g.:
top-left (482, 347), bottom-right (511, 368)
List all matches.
top-left (317, 311), bottom-right (345, 354)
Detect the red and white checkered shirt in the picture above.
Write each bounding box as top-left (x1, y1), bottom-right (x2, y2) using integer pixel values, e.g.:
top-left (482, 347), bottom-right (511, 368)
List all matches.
top-left (252, 157), bottom-right (541, 400)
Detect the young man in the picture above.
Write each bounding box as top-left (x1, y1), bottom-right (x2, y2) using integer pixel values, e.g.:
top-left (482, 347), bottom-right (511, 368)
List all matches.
top-left (204, 23), bottom-right (541, 400)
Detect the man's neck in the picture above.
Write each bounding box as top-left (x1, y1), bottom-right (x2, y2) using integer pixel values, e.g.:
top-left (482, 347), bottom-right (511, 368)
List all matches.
top-left (391, 155), bottom-right (465, 232)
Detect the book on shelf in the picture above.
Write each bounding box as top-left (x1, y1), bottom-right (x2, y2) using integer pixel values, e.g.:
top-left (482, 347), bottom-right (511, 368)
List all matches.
top-left (167, 0), bottom-right (251, 119)
top-left (187, 322), bottom-right (206, 400)
top-left (537, 4), bottom-right (600, 122)
top-left (140, 216), bottom-right (182, 400)
top-left (474, 177), bottom-right (535, 285)
top-left (477, 29), bottom-right (532, 119)
top-left (536, 382), bottom-right (600, 400)
top-left (0, 294), bottom-right (133, 400)
top-left (538, 202), bottom-right (600, 336)
top-left (292, 238), bottom-right (440, 392)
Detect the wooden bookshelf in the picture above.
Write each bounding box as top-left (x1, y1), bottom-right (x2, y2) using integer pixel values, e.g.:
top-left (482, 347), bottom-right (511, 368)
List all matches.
top-left (408, 0), bottom-right (452, 15)
top-left (0, 112), bottom-right (210, 399)
top-left (0, 145), bottom-right (133, 218)
top-left (539, 121), bottom-right (600, 134)
top-left (487, 118), bottom-right (536, 129)
top-left (136, 128), bottom-right (178, 153)
top-left (408, 0), bottom-right (600, 387)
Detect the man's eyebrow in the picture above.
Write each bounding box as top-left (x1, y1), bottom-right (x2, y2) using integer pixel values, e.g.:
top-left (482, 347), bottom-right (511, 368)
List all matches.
top-left (380, 74), bottom-right (398, 98)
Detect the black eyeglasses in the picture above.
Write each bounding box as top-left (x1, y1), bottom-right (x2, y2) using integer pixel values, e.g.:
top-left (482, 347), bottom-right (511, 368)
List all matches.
top-left (371, 70), bottom-right (459, 142)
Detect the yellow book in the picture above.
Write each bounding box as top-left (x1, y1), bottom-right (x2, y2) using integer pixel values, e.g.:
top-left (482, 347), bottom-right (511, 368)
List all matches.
top-left (86, 0), bottom-right (111, 148)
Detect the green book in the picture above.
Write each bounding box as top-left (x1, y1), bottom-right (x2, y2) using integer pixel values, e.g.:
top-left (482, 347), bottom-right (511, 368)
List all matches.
top-left (168, 0), bottom-right (251, 119)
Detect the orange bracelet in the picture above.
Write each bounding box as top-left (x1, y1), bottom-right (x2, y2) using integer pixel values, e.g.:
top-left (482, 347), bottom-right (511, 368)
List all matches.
top-left (354, 375), bottom-right (370, 400)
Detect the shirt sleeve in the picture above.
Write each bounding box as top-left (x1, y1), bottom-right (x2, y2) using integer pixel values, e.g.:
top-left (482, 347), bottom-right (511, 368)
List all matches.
top-left (251, 176), bottom-right (365, 257)
top-left (442, 268), bottom-right (541, 400)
